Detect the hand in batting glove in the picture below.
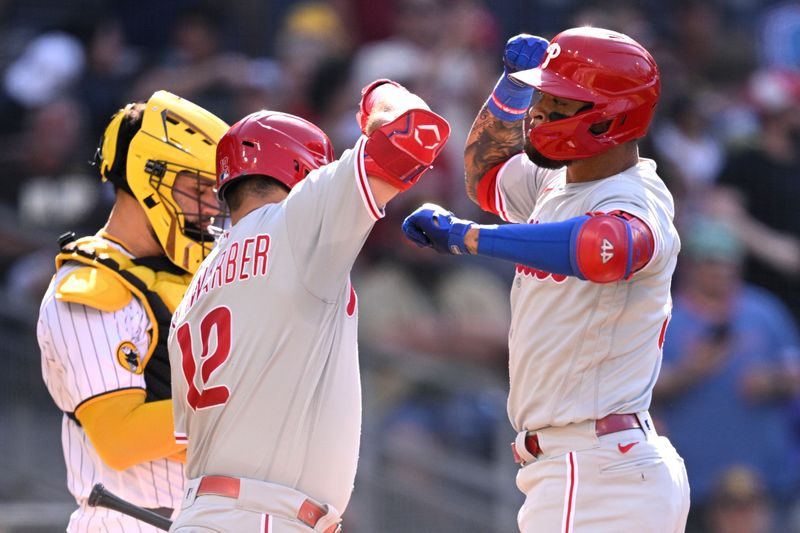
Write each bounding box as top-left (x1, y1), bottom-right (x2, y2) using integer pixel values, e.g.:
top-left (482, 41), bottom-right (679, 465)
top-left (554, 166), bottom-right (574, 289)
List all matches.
top-left (356, 78), bottom-right (404, 134)
top-left (402, 203), bottom-right (475, 255)
top-left (488, 34), bottom-right (550, 121)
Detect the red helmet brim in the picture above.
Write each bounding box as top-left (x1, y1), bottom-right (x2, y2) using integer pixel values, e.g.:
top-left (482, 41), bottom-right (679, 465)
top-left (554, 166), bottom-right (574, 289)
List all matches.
top-left (511, 68), bottom-right (603, 104)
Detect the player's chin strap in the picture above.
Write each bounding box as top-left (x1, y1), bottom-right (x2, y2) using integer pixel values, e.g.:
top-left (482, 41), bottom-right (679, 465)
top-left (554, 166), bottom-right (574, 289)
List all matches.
top-left (363, 108), bottom-right (451, 191)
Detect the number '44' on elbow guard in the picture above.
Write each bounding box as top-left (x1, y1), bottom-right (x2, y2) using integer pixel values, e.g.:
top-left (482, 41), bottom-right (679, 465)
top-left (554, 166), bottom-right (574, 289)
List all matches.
top-left (571, 212), bottom-right (655, 283)
top-left (363, 109), bottom-right (451, 191)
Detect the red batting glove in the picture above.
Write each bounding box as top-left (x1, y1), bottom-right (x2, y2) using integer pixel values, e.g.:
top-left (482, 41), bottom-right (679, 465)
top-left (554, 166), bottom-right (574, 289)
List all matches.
top-left (356, 79), bottom-right (404, 134)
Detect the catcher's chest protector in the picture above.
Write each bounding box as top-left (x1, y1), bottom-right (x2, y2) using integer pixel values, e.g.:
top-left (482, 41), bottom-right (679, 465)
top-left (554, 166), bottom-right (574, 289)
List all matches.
top-left (55, 234), bottom-right (192, 401)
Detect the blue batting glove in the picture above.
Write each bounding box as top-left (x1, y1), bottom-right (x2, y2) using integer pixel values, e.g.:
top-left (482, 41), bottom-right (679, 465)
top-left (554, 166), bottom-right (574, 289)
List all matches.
top-left (487, 34), bottom-right (550, 121)
top-left (402, 203), bottom-right (475, 255)
top-left (504, 33), bottom-right (550, 73)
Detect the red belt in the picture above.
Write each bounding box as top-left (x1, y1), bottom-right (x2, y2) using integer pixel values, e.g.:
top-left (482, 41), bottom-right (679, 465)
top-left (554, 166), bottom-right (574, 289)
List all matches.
top-left (511, 413), bottom-right (641, 464)
top-left (196, 476), bottom-right (341, 533)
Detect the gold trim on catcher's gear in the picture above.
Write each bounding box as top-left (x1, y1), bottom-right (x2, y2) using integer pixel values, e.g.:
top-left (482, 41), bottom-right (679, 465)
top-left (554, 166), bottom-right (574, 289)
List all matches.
top-left (95, 91), bottom-right (229, 274)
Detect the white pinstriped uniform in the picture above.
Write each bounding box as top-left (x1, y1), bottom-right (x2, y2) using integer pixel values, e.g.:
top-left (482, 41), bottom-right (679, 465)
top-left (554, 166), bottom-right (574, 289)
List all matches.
top-left (487, 155), bottom-right (690, 533)
top-left (38, 240), bottom-right (184, 533)
top-left (168, 136), bottom-right (383, 532)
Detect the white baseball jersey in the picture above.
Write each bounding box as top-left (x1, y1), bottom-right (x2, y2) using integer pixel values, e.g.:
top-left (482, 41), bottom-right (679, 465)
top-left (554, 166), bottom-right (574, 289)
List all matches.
top-left (169, 136), bottom-right (383, 513)
top-left (38, 239), bottom-right (184, 533)
top-left (487, 154), bottom-right (680, 432)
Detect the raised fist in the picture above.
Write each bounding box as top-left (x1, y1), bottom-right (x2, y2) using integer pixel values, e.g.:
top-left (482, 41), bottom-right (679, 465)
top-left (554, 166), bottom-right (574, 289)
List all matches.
top-left (488, 34), bottom-right (550, 120)
top-left (503, 34), bottom-right (550, 75)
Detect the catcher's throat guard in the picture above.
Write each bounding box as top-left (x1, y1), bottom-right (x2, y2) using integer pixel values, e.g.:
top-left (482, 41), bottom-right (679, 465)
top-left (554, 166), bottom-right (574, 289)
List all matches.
top-left (363, 109), bottom-right (451, 191)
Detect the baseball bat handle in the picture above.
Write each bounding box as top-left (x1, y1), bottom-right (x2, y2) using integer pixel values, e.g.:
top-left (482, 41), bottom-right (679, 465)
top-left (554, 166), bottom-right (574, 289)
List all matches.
top-left (88, 483), bottom-right (173, 531)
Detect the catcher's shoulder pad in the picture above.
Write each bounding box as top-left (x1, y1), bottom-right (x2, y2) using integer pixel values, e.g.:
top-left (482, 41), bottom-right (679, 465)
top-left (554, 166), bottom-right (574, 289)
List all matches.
top-left (56, 265), bottom-right (133, 312)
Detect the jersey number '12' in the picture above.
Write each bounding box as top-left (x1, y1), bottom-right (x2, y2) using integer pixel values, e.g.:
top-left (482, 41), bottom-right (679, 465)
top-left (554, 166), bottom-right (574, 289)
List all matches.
top-left (177, 306), bottom-right (232, 410)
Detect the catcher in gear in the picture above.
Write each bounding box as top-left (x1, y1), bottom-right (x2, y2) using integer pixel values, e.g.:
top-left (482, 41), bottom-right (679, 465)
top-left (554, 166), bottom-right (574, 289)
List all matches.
top-left (37, 91), bottom-right (228, 532)
top-left (403, 27), bottom-right (690, 532)
top-left (167, 80), bottom-right (449, 532)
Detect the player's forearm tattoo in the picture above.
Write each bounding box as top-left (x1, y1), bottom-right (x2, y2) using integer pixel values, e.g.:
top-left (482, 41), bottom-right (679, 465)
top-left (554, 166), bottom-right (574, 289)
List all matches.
top-left (464, 104), bottom-right (525, 202)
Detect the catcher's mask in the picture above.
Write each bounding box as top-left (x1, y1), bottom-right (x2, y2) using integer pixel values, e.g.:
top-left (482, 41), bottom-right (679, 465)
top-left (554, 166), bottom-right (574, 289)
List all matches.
top-left (215, 110), bottom-right (334, 202)
top-left (511, 27), bottom-right (661, 161)
top-left (95, 91), bottom-right (229, 273)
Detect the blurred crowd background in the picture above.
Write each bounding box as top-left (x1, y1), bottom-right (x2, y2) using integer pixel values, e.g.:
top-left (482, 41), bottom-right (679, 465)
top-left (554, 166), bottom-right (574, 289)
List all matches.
top-left (1, 0), bottom-right (800, 532)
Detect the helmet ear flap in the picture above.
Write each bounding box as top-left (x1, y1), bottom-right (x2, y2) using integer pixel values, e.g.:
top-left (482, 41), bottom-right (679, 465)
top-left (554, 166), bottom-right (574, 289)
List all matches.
top-left (295, 159), bottom-right (313, 182)
top-left (514, 27), bottom-right (660, 160)
top-left (589, 119), bottom-right (613, 135)
top-left (97, 102), bottom-right (143, 194)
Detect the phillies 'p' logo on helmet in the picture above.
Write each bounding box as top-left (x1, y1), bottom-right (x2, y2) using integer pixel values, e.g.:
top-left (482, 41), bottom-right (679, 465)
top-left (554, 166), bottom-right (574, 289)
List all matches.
top-left (511, 27), bottom-right (661, 161)
top-left (215, 111), bottom-right (335, 202)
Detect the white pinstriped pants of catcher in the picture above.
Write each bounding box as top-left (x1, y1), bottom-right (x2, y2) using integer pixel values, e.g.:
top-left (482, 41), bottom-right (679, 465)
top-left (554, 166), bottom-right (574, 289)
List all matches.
top-left (515, 412), bottom-right (690, 533)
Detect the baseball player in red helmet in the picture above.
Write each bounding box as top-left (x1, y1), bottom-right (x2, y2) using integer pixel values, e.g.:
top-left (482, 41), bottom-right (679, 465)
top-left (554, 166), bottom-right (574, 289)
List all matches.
top-left (403, 27), bottom-right (690, 532)
top-left (37, 91), bottom-right (228, 532)
top-left (167, 80), bottom-right (450, 532)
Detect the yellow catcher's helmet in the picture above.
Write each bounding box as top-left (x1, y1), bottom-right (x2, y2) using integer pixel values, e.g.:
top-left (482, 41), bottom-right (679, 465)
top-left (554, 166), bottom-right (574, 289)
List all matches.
top-left (96, 91), bottom-right (229, 273)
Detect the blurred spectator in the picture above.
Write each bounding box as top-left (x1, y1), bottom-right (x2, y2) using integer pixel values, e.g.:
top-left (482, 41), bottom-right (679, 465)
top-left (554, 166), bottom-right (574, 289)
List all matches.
top-left (357, 250), bottom-right (510, 362)
top-left (3, 31), bottom-right (85, 109)
top-left (340, 0), bottom-right (395, 45)
top-left (422, 0), bottom-right (499, 216)
top-left (351, 0), bottom-right (500, 215)
top-left (667, 0), bottom-right (756, 90)
top-left (107, 0), bottom-right (195, 56)
top-left (1, 97), bottom-right (102, 300)
top-left (356, 195), bottom-right (512, 465)
top-left (350, 0), bottom-right (444, 90)
top-left (11, 98), bottom-right (98, 230)
top-left (131, 4), bottom-right (266, 123)
top-left (272, 1), bottom-right (353, 119)
top-left (654, 216), bottom-right (800, 524)
top-left (705, 465), bottom-right (775, 533)
top-left (379, 383), bottom-right (507, 462)
top-left (0, 31), bottom-right (86, 135)
top-left (570, 0), bottom-right (654, 46)
top-left (76, 16), bottom-right (142, 142)
top-left (714, 69), bottom-right (800, 321)
top-left (759, 1), bottom-right (800, 71)
top-left (651, 92), bottom-right (725, 197)
top-left (356, 196), bottom-right (511, 365)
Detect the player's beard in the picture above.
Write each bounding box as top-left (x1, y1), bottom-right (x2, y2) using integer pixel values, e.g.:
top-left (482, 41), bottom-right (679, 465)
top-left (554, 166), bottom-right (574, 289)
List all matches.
top-left (523, 124), bottom-right (572, 169)
top-left (183, 218), bottom-right (215, 242)
top-left (524, 143), bottom-right (572, 169)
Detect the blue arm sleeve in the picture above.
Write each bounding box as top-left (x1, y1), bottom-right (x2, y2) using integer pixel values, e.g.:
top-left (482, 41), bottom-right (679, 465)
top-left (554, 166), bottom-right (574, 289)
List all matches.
top-left (476, 216), bottom-right (591, 278)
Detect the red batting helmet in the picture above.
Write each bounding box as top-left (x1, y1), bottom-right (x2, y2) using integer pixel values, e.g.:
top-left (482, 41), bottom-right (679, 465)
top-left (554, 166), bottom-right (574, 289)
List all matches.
top-left (511, 27), bottom-right (660, 160)
top-left (216, 111), bottom-right (334, 201)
